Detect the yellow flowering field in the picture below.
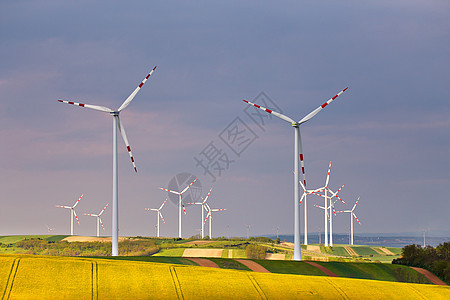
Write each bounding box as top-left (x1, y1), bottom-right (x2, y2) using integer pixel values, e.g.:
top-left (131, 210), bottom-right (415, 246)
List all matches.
top-left (97, 260), bottom-right (177, 299)
top-left (0, 255), bottom-right (449, 299)
top-left (252, 271), bottom-right (450, 299)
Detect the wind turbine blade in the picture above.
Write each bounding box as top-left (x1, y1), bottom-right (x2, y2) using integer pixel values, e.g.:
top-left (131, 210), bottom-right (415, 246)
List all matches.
top-left (203, 211), bottom-right (211, 224)
top-left (56, 205), bottom-right (71, 209)
top-left (181, 178), bottom-right (198, 194)
top-left (203, 187), bottom-right (213, 202)
top-left (159, 212), bottom-right (166, 224)
top-left (159, 198), bottom-right (167, 210)
top-left (298, 87), bottom-right (348, 125)
top-left (83, 213), bottom-right (98, 217)
top-left (299, 193), bottom-right (305, 204)
top-left (182, 204), bottom-right (187, 216)
top-left (99, 203), bottom-right (109, 216)
top-left (313, 204), bottom-right (325, 209)
top-left (353, 213), bottom-right (361, 225)
top-left (99, 217), bottom-right (105, 230)
top-left (118, 66), bottom-right (157, 112)
top-left (117, 116), bottom-right (137, 172)
top-left (73, 210), bottom-right (80, 225)
top-left (325, 162), bottom-right (332, 187)
top-left (212, 208), bottom-right (227, 212)
top-left (334, 194), bottom-right (346, 205)
top-left (243, 100), bottom-right (296, 124)
top-left (332, 206), bottom-right (337, 217)
top-left (72, 194), bottom-right (83, 208)
top-left (58, 100), bottom-right (113, 113)
top-left (352, 197), bottom-right (360, 211)
top-left (159, 187), bottom-right (180, 195)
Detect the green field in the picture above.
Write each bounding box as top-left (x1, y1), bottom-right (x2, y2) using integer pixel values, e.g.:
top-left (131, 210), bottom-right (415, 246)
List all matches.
top-left (350, 246), bottom-right (380, 256)
top-left (314, 261), bottom-right (431, 284)
top-left (0, 235), bottom-right (68, 244)
top-left (1, 255), bottom-right (448, 299)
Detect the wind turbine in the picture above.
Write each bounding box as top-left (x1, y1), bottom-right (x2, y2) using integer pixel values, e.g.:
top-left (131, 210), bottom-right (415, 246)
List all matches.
top-left (56, 194), bottom-right (83, 236)
top-left (243, 87), bottom-right (348, 260)
top-left (336, 197), bottom-right (361, 245)
top-left (308, 162), bottom-right (346, 246)
top-left (145, 198), bottom-right (167, 237)
top-left (186, 187), bottom-right (213, 239)
top-left (45, 225), bottom-right (55, 235)
top-left (83, 203), bottom-right (109, 237)
top-left (204, 203), bottom-right (227, 239)
top-left (58, 66), bottom-right (157, 256)
top-left (159, 178), bottom-right (198, 238)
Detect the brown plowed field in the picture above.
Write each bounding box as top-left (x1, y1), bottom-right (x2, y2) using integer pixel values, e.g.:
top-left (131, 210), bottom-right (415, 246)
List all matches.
top-left (378, 247), bottom-right (395, 255)
top-left (184, 258), bottom-right (220, 268)
top-left (344, 246), bottom-right (358, 256)
top-left (234, 259), bottom-right (271, 273)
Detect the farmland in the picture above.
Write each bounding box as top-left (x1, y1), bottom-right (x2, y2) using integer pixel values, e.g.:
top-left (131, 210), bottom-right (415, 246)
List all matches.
top-left (1, 255), bottom-right (449, 299)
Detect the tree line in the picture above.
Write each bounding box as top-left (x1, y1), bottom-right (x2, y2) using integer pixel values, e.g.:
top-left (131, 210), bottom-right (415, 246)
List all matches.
top-left (14, 238), bottom-right (160, 256)
top-left (392, 242), bottom-right (449, 283)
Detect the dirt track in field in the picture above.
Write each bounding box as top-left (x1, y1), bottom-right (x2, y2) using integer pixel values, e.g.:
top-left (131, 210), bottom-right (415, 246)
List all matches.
top-left (184, 258), bottom-right (220, 268)
top-left (234, 259), bottom-right (270, 273)
top-left (305, 261), bottom-right (338, 277)
top-left (411, 267), bottom-right (448, 286)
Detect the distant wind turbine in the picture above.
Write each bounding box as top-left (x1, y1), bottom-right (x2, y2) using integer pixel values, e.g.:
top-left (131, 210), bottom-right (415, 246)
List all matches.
top-left (336, 197), bottom-right (361, 245)
top-left (243, 87), bottom-right (348, 260)
top-left (84, 203), bottom-right (109, 237)
top-left (186, 187), bottom-right (213, 239)
top-left (159, 178), bottom-right (198, 238)
top-left (204, 203), bottom-right (227, 239)
top-left (58, 66), bottom-right (157, 256)
top-left (145, 198), bottom-right (167, 237)
top-left (56, 194), bottom-right (83, 236)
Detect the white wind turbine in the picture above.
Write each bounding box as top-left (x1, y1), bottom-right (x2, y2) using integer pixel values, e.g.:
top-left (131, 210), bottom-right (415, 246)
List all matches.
top-left (84, 203), bottom-right (109, 237)
top-left (308, 162), bottom-right (346, 247)
top-left (312, 193), bottom-right (341, 246)
top-left (145, 198), bottom-right (167, 238)
top-left (58, 66), bottom-right (157, 256)
top-left (186, 187), bottom-right (213, 239)
top-left (159, 178), bottom-right (198, 238)
top-left (336, 197), bottom-right (361, 245)
top-left (56, 194), bottom-right (83, 236)
top-left (243, 87), bottom-right (348, 259)
top-left (45, 225), bottom-right (55, 234)
top-left (204, 203), bottom-right (227, 239)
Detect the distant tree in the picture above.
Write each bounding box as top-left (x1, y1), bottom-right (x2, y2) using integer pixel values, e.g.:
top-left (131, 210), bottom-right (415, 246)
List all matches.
top-left (276, 237), bottom-right (280, 244)
top-left (246, 244), bottom-right (266, 259)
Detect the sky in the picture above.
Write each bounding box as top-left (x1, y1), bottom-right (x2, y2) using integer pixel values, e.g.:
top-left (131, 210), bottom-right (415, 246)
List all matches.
top-left (1, 0), bottom-right (449, 239)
